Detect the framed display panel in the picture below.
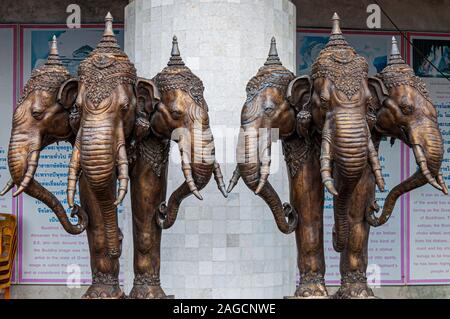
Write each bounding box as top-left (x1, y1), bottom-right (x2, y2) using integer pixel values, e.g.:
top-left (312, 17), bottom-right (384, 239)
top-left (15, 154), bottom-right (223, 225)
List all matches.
top-left (18, 24), bottom-right (128, 284)
top-left (0, 24), bottom-right (18, 284)
top-left (406, 32), bottom-right (450, 284)
top-left (0, 25), bottom-right (18, 219)
top-left (297, 28), bottom-right (406, 285)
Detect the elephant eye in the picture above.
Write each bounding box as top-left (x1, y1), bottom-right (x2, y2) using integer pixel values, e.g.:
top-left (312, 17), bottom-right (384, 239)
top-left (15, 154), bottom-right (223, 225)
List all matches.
top-left (264, 105), bottom-right (275, 114)
top-left (319, 96), bottom-right (329, 110)
top-left (399, 103), bottom-right (414, 115)
top-left (320, 95), bottom-right (329, 103)
top-left (170, 110), bottom-right (183, 119)
top-left (71, 103), bottom-right (80, 113)
top-left (32, 110), bottom-right (44, 120)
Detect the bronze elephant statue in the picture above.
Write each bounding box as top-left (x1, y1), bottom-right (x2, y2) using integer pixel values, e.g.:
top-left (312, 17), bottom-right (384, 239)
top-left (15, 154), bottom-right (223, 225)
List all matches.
top-left (126, 35), bottom-right (227, 299)
top-left (1, 14), bottom-right (226, 299)
top-left (229, 14), bottom-right (446, 299)
top-left (0, 36), bottom-right (88, 235)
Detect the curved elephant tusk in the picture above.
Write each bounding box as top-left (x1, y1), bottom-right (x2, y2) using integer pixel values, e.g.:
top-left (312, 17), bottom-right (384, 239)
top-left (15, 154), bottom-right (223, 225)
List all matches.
top-left (255, 128), bottom-right (271, 195)
top-left (213, 161), bottom-right (227, 198)
top-left (178, 135), bottom-right (202, 200)
top-left (0, 178), bottom-right (14, 196)
top-left (67, 141), bottom-right (81, 208)
top-left (412, 144), bottom-right (442, 191)
top-left (319, 117), bottom-right (338, 196)
top-left (255, 168), bottom-right (269, 195)
top-left (114, 185), bottom-right (128, 206)
top-left (437, 172), bottom-right (448, 195)
top-left (13, 150), bottom-right (40, 197)
top-left (368, 135), bottom-right (385, 192)
top-left (114, 144), bottom-right (130, 206)
top-left (227, 167), bottom-right (240, 193)
top-left (323, 178), bottom-right (338, 196)
top-left (186, 169), bottom-right (203, 200)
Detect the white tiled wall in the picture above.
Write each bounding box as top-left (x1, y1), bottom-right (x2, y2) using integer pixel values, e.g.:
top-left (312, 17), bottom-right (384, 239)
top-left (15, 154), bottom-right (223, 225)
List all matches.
top-left (124, 0), bottom-right (297, 298)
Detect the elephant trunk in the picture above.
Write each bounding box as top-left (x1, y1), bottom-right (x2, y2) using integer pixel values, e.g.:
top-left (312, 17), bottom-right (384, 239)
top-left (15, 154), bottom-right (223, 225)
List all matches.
top-left (367, 125), bottom-right (444, 226)
top-left (321, 110), bottom-right (369, 252)
top-left (156, 119), bottom-right (215, 229)
top-left (76, 117), bottom-right (128, 258)
top-left (237, 127), bottom-right (297, 234)
top-left (8, 132), bottom-right (87, 234)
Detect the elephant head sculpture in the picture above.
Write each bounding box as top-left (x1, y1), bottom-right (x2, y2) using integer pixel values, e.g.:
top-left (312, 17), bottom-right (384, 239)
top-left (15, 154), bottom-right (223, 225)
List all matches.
top-left (367, 37), bottom-right (447, 226)
top-left (148, 36), bottom-right (227, 229)
top-left (65, 13), bottom-right (160, 258)
top-left (228, 37), bottom-right (299, 234)
top-left (287, 14), bottom-right (385, 251)
top-left (0, 36), bottom-right (87, 235)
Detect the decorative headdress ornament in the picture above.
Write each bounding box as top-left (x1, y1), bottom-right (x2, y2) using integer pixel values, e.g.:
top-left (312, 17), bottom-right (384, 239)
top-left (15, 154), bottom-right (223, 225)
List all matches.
top-left (245, 37), bottom-right (294, 103)
top-left (377, 37), bottom-right (431, 102)
top-left (153, 36), bottom-right (208, 111)
top-left (311, 13), bottom-right (368, 100)
top-left (18, 36), bottom-right (70, 104)
top-left (78, 12), bottom-right (137, 107)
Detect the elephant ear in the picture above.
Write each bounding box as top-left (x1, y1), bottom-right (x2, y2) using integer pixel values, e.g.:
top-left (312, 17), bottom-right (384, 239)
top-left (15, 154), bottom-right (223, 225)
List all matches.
top-left (136, 77), bottom-right (161, 116)
top-left (368, 76), bottom-right (389, 105)
top-left (287, 75), bottom-right (312, 140)
top-left (57, 78), bottom-right (78, 109)
top-left (134, 78), bottom-right (161, 142)
top-left (58, 78), bottom-right (80, 133)
top-left (287, 75), bottom-right (312, 111)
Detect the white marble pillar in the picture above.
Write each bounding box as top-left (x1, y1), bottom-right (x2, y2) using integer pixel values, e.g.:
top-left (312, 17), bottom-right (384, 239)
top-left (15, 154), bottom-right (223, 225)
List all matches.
top-left (124, 0), bottom-right (297, 298)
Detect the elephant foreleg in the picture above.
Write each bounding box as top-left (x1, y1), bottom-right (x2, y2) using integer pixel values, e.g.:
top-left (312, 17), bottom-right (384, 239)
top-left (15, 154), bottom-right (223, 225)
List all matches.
top-left (129, 155), bottom-right (168, 299)
top-left (290, 148), bottom-right (327, 298)
top-left (79, 174), bottom-right (124, 299)
top-left (334, 166), bottom-right (374, 299)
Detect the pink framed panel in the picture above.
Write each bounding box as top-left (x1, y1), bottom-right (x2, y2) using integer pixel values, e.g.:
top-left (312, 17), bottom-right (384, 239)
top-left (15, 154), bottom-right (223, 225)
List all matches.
top-left (0, 24), bottom-right (18, 283)
top-left (297, 28), bottom-right (406, 285)
top-left (17, 24), bottom-right (124, 284)
top-left (405, 32), bottom-right (450, 284)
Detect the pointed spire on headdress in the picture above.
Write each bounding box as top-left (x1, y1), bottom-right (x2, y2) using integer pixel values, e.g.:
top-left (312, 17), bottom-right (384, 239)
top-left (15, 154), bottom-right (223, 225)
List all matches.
top-left (167, 35), bottom-right (185, 66)
top-left (388, 36), bottom-right (405, 65)
top-left (331, 12), bottom-right (342, 36)
top-left (97, 12), bottom-right (120, 50)
top-left (46, 35), bottom-right (62, 66)
top-left (326, 12), bottom-right (348, 47)
top-left (264, 37), bottom-right (282, 66)
top-left (104, 12), bottom-right (114, 36)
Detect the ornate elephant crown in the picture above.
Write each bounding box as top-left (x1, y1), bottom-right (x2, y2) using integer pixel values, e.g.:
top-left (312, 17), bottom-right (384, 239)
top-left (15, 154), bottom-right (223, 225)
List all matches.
top-left (78, 12), bottom-right (137, 107)
top-left (245, 37), bottom-right (295, 104)
top-left (311, 13), bottom-right (368, 100)
top-left (18, 36), bottom-right (70, 104)
top-left (152, 36), bottom-right (208, 112)
top-left (377, 37), bottom-right (431, 103)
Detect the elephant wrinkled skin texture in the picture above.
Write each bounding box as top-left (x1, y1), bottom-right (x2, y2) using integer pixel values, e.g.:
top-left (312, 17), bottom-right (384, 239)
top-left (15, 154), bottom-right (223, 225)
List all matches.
top-left (230, 14), bottom-right (446, 299)
top-left (127, 36), bottom-right (226, 299)
top-left (1, 36), bottom-right (88, 236)
top-left (2, 15), bottom-right (226, 299)
top-left (2, 11), bottom-right (446, 301)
